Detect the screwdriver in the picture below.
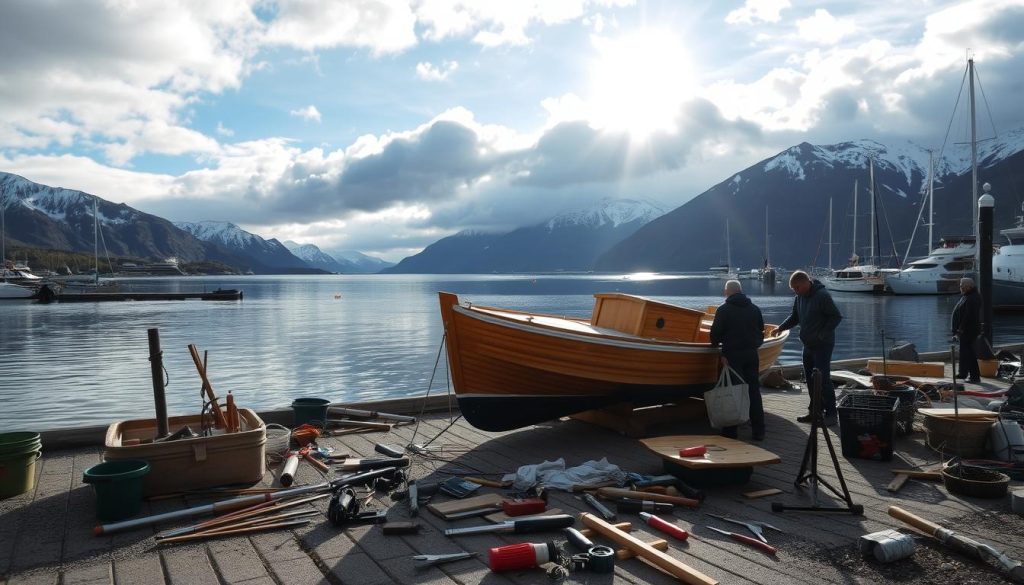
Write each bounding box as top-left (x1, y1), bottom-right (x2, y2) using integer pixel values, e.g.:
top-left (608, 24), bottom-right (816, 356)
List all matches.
top-left (444, 514), bottom-right (574, 536)
top-left (706, 526), bottom-right (778, 555)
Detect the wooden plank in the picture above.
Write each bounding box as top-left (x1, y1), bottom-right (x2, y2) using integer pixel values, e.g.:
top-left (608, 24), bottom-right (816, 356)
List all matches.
top-left (426, 493), bottom-right (503, 519)
top-left (640, 435), bottom-right (781, 469)
top-left (867, 360), bottom-right (945, 377)
top-left (742, 488), bottom-right (782, 499)
top-left (889, 469), bottom-right (942, 481)
top-left (919, 407), bottom-right (997, 419)
top-left (572, 400), bottom-right (707, 437)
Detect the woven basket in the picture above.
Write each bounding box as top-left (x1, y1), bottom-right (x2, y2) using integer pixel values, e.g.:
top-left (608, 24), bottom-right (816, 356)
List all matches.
top-left (942, 463), bottom-right (1010, 498)
top-left (922, 415), bottom-right (992, 457)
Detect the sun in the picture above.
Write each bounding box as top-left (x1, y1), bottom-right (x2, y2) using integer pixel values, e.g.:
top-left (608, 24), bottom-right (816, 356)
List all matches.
top-left (587, 30), bottom-right (695, 138)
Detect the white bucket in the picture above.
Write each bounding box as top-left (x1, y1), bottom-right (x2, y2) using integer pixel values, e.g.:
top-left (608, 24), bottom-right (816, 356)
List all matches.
top-left (990, 420), bottom-right (1024, 463)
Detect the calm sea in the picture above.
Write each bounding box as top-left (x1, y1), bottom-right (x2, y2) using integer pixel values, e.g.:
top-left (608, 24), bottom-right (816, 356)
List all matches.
top-left (3, 273), bottom-right (1024, 431)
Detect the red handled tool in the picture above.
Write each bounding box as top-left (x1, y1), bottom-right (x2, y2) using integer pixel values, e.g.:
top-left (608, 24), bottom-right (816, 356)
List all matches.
top-left (489, 542), bottom-right (559, 572)
top-left (501, 497), bottom-right (547, 517)
top-left (639, 512), bottom-right (688, 540)
top-left (706, 526), bottom-right (778, 555)
top-left (678, 445), bottom-right (707, 457)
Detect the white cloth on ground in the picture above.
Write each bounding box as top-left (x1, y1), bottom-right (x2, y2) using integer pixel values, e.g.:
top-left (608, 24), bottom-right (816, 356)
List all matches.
top-left (502, 457), bottom-right (626, 491)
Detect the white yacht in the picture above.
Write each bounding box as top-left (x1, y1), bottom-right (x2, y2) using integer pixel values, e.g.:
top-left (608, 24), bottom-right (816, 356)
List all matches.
top-left (886, 236), bottom-right (976, 295)
top-left (993, 207), bottom-right (1024, 309)
top-left (826, 255), bottom-right (890, 293)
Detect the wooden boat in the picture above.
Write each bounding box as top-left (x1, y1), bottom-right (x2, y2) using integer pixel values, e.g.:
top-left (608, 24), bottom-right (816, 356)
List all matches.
top-left (438, 292), bottom-right (789, 431)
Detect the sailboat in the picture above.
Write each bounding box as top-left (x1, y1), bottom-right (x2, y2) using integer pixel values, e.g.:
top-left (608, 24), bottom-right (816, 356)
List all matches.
top-left (825, 163), bottom-right (894, 293)
top-left (708, 219), bottom-right (738, 278)
top-left (54, 198), bottom-right (118, 291)
top-left (0, 203), bottom-right (37, 299)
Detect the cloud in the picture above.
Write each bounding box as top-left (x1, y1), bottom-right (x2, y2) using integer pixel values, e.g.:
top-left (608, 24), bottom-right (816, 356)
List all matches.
top-left (216, 122), bottom-right (235, 137)
top-left (415, 60), bottom-right (459, 81)
top-left (289, 105), bottom-right (323, 122)
top-left (796, 9), bottom-right (856, 45)
top-left (263, 0), bottom-right (418, 54)
top-left (725, 0), bottom-right (791, 25)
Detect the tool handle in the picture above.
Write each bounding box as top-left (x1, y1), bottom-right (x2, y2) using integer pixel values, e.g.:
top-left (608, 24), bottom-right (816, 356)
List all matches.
top-left (640, 512), bottom-right (688, 540)
top-left (302, 451), bottom-right (330, 473)
top-left (280, 454), bottom-right (299, 487)
top-left (887, 506), bottom-right (940, 537)
top-left (598, 487), bottom-right (700, 509)
top-left (729, 532), bottom-right (777, 555)
top-left (512, 514), bottom-right (574, 533)
top-left (564, 527), bottom-right (595, 550)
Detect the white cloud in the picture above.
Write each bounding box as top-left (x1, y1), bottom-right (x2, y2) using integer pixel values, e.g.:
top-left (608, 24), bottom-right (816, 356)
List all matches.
top-left (796, 9), bottom-right (856, 45)
top-left (725, 0), bottom-right (791, 25)
top-left (216, 122), bottom-right (235, 137)
top-left (415, 60), bottom-right (459, 81)
top-left (263, 0), bottom-right (418, 54)
top-left (290, 105), bottom-right (323, 123)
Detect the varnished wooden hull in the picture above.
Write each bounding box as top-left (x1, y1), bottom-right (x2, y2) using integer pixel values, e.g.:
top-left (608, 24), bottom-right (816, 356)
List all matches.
top-left (438, 292), bottom-right (788, 431)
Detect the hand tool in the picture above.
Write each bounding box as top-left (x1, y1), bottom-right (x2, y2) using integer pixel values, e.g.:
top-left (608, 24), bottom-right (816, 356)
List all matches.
top-left (889, 506), bottom-right (1024, 582)
top-left (597, 487), bottom-right (699, 509)
top-left (580, 513), bottom-right (717, 585)
top-left (95, 466), bottom-right (398, 536)
top-left (639, 512), bottom-right (689, 540)
top-left (706, 526), bottom-right (778, 556)
top-left (279, 453), bottom-right (300, 487)
top-left (444, 514), bottom-right (574, 536)
top-left (616, 499), bottom-right (674, 514)
top-left (632, 474), bottom-right (705, 501)
top-left (335, 457), bottom-right (411, 471)
top-left (299, 446), bottom-right (330, 473)
top-left (412, 551), bottom-right (478, 568)
top-left (570, 545), bottom-right (615, 573)
top-left (374, 443), bottom-right (405, 458)
top-left (704, 513), bottom-right (782, 544)
top-left (328, 406), bottom-right (416, 424)
top-left (564, 527), bottom-right (596, 550)
top-left (579, 492), bottom-right (616, 521)
top-left (489, 542), bottom-right (558, 572)
top-left (678, 445), bottom-right (707, 457)
top-left (382, 522), bottom-right (421, 535)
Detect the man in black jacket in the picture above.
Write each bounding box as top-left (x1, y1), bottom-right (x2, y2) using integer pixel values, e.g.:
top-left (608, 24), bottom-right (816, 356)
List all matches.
top-left (710, 279), bottom-right (766, 440)
top-left (773, 270), bottom-right (843, 426)
top-left (952, 277), bottom-right (982, 383)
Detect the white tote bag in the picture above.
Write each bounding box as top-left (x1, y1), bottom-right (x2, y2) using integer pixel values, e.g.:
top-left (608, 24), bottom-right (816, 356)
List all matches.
top-left (704, 366), bottom-right (750, 429)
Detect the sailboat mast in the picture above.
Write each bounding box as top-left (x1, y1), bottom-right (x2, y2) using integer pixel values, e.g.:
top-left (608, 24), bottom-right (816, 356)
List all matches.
top-left (927, 150), bottom-right (934, 251)
top-left (869, 159), bottom-right (876, 265)
top-left (764, 207), bottom-right (769, 267)
top-left (93, 198), bottom-right (99, 278)
top-left (726, 219), bottom-right (732, 271)
top-left (969, 57), bottom-right (978, 246)
top-left (828, 198), bottom-right (833, 270)
top-left (852, 179), bottom-right (858, 263)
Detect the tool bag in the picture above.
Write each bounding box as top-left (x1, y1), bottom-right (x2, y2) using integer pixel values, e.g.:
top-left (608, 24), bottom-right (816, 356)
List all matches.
top-left (704, 366), bottom-right (750, 428)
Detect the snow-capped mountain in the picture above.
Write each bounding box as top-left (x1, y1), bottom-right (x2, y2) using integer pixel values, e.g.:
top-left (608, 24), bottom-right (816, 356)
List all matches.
top-left (176, 221), bottom-right (308, 271)
top-left (282, 240), bottom-right (353, 273)
top-left (0, 172), bottom-right (210, 261)
top-left (597, 127), bottom-right (1024, 272)
top-left (384, 198), bottom-right (664, 273)
top-left (325, 249), bottom-right (395, 273)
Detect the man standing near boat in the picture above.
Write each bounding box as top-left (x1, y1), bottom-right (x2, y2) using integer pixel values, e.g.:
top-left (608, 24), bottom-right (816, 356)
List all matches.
top-left (773, 270), bottom-right (843, 426)
top-left (951, 277), bottom-right (982, 383)
top-left (710, 279), bottom-right (766, 440)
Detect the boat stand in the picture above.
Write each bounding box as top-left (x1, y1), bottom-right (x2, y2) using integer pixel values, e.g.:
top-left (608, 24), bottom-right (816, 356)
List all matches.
top-left (772, 369), bottom-right (864, 515)
top-left (571, 399), bottom-right (707, 437)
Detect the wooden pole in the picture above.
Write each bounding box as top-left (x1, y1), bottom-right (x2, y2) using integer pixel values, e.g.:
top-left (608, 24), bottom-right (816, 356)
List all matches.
top-left (147, 329), bottom-right (169, 439)
top-left (187, 343), bottom-right (227, 428)
top-left (580, 513), bottom-right (718, 585)
top-left (156, 518), bottom-right (312, 545)
top-left (597, 487), bottom-right (700, 509)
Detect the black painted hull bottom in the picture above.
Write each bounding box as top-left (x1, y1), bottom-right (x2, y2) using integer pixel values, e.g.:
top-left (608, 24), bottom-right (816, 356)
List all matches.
top-left (457, 382), bottom-right (712, 432)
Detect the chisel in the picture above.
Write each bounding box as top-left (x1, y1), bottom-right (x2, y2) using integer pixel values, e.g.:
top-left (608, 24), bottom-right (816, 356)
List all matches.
top-left (444, 514), bottom-right (574, 536)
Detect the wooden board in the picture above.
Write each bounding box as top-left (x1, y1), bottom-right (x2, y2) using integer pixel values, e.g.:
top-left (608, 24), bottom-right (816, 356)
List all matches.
top-left (426, 493), bottom-right (503, 519)
top-left (867, 360), bottom-right (945, 377)
top-left (639, 435), bottom-right (781, 469)
top-left (484, 508), bottom-right (563, 523)
top-left (886, 474), bottom-right (910, 493)
top-left (571, 400), bottom-right (707, 438)
top-left (743, 488), bottom-right (782, 499)
top-left (918, 407), bottom-right (997, 419)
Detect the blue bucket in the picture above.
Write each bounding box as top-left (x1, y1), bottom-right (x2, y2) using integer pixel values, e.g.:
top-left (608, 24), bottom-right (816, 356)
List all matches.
top-left (291, 398), bottom-right (330, 426)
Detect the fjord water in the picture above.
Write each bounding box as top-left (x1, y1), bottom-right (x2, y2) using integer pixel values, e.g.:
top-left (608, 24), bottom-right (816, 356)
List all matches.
top-left (3, 273), bottom-right (1024, 431)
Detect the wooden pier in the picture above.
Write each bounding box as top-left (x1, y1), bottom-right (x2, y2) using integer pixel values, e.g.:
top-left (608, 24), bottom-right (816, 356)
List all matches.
top-left (35, 288), bottom-right (243, 303)
top-left (1, 373), bottom-right (1022, 584)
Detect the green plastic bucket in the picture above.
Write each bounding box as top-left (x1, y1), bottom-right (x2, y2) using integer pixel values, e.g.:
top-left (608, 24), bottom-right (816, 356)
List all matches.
top-left (0, 432), bottom-right (42, 456)
top-left (0, 448), bottom-right (41, 499)
top-left (291, 398), bottom-right (330, 426)
top-left (83, 460), bottom-right (150, 521)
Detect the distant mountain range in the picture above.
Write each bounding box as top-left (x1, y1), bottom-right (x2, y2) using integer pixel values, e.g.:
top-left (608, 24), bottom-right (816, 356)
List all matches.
top-left (383, 198), bottom-right (665, 273)
top-left (0, 172), bottom-right (392, 274)
top-left (596, 127), bottom-right (1024, 272)
top-left (283, 241), bottom-right (394, 274)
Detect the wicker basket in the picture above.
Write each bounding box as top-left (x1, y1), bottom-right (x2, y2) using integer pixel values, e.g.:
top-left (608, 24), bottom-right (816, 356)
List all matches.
top-left (921, 415), bottom-right (992, 458)
top-left (942, 463), bottom-right (1010, 498)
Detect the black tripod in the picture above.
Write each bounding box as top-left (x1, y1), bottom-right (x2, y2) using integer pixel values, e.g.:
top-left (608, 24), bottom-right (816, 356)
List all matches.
top-left (772, 369), bottom-right (863, 514)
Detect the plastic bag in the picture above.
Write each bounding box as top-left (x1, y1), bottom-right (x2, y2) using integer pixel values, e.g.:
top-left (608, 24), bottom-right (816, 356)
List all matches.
top-left (704, 366), bottom-right (750, 428)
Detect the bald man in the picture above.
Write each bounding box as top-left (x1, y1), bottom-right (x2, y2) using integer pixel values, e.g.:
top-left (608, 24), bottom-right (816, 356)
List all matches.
top-left (710, 279), bottom-right (766, 440)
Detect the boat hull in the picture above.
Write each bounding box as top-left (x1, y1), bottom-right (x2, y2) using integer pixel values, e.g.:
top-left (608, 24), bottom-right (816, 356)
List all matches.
top-left (439, 292), bottom-right (788, 431)
top-left (886, 274), bottom-right (962, 295)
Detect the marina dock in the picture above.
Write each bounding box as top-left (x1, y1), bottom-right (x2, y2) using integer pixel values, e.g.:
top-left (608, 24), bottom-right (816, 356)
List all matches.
top-left (35, 288), bottom-right (243, 303)
top-left (1, 369), bottom-right (1021, 585)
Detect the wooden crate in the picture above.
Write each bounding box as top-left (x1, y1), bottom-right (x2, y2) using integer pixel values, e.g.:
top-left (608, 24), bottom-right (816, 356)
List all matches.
top-left (866, 360), bottom-right (944, 377)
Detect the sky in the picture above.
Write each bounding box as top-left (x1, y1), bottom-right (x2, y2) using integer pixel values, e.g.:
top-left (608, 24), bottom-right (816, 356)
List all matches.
top-left (2, 0), bottom-right (1024, 262)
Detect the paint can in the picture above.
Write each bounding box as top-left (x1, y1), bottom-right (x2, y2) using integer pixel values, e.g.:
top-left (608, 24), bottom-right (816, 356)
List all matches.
top-left (1012, 490), bottom-right (1024, 515)
top-left (858, 529), bottom-right (915, 563)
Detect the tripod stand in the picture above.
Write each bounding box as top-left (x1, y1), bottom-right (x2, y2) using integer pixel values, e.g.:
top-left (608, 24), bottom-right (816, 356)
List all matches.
top-left (772, 369), bottom-right (863, 514)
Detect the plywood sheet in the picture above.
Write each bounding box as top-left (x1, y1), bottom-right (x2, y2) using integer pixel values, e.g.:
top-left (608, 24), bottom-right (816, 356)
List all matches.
top-left (639, 435), bottom-right (781, 469)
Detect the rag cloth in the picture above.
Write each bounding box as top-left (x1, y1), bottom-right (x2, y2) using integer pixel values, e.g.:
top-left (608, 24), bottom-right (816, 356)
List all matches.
top-left (502, 457), bottom-right (626, 491)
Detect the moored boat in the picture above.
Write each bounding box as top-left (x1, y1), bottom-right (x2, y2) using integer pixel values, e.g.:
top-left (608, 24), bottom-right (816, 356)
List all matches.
top-left (438, 291), bottom-right (788, 431)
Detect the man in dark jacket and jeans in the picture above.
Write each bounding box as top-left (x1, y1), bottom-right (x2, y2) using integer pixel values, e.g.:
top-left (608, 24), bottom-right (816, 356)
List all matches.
top-left (951, 277), bottom-right (982, 383)
top-left (710, 279), bottom-right (766, 440)
top-left (773, 271), bottom-right (843, 426)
